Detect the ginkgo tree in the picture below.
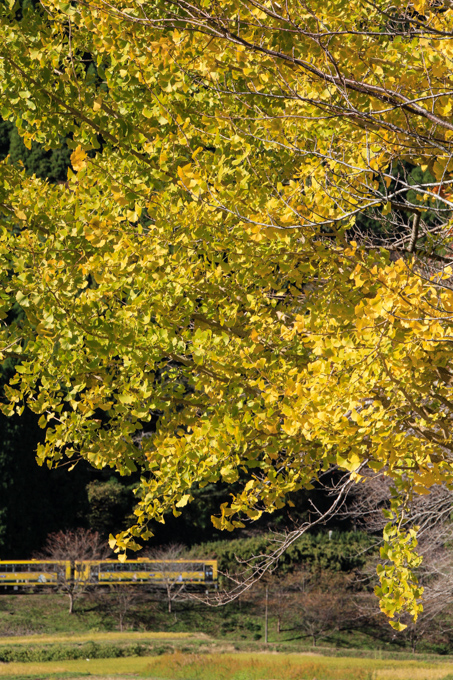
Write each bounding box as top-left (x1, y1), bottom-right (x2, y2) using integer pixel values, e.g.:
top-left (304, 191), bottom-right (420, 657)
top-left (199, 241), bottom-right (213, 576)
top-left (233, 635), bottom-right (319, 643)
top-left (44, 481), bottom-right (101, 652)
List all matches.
top-left (1, 0), bottom-right (453, 628)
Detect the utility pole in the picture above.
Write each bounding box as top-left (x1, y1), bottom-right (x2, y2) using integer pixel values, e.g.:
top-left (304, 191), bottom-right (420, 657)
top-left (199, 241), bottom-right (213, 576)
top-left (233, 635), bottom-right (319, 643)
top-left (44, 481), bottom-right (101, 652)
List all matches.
top-left (264, 585), bottom-right (269, 645)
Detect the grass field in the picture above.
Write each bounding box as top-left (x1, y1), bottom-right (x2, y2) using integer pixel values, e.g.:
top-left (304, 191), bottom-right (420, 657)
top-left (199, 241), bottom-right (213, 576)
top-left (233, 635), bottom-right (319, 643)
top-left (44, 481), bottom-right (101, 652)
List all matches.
top-left (3, 592), bottom-right (453, 657)
top-left (2, 651), bottom-right (453, 680)
top-left (143, 652), bottom-right (453, 680)
top-left (0, 614), bottom-right (453, 680)
top-left (0, 631), bottom-right (201, 646)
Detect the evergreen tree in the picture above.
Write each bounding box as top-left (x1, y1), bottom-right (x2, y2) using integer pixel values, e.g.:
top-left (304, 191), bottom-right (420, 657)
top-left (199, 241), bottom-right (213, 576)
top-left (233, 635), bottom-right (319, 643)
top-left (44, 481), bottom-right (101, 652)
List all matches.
top-left (6, 126), bottom-right (71, 183)
top-left (0, 120), bottom-right (13, 162)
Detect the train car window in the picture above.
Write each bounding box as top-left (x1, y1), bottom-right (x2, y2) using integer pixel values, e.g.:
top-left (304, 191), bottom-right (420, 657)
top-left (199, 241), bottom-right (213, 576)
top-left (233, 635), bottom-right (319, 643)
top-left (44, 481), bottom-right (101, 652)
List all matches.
top-left (101, 563), bottom-right (135, 573)
top-left (15, 564), bottom-right (29, 572)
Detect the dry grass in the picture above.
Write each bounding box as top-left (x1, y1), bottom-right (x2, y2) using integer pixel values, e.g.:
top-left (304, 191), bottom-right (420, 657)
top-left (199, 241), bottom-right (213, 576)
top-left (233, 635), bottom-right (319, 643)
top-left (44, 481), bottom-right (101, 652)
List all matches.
top-left (0, 632), bottom-right (201, 646)
top-left (144, 652), bottom-right (453, 680)
top-left (0, 655), bottom-right (153, 676)
top-left (377, 668), bottom-right (453, 680)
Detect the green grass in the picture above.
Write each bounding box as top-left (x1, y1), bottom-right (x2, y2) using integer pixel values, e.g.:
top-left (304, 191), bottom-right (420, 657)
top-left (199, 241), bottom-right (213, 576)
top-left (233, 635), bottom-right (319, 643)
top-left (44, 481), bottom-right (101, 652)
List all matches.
top-left (0, 594), bottom-right (106, 636)
top-left (0, 594), bottom-right (253, 641)
top-left (2, 592), bottom-right (453, 665)
top-left (0, 632), bottom-right (221, 666)
top-left (0, 594), bottom-right (403, 656)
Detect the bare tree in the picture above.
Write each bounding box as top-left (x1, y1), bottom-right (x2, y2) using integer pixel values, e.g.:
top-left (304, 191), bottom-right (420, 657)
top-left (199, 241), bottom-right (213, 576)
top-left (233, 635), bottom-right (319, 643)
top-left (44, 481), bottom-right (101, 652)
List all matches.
top-left (281, 570), bottom-right (355, 647)
top-left (267, 581), bottom-right (286, 636)
top-left (398, 590), bottom-right (453, 653)
top-left (145, 543), bottom-right (189, 616)
top-left (348, 473), bottom-right (453, 648)
top-left (354, 574), bottom-right (453, 653)
top-left (347, 471), bottom-right (453, 575)
top-left (109, 585), bottom-right (143, 632)
top-left (347, 471), bottom-right (453, 539)
top-left (34, 528), bottom-right (111, 613)
top-left (243, 578), bottom-right (274, 643)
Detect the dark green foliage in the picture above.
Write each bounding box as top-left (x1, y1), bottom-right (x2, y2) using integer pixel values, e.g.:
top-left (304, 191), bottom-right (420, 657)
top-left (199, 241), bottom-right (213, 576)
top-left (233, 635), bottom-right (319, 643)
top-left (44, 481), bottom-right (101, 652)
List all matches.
top-left (279, 531), bottom-right (377, 573)
top-left (1, 115), bottom-right (71, 184)
top-left (0, 120), bottom-right (13, 162)
top-left (0, 641), bottom-right (166, 662)
top-left (7, 0), bottom-right (39, 23)
top-left (8, 127), bottom-right (71, 183)
top-left (353, 161), bottom-right (446, 245)
top-left (154, 481), bottom-right (240, 545)
top-left (188, 531), bottom-right (377, 575)
top-left (0, 374), bottom-right (140, 557)
top-left (20, 0), bottom-right (37, 11)
top-left (86, 478), bottom-right (135, 537)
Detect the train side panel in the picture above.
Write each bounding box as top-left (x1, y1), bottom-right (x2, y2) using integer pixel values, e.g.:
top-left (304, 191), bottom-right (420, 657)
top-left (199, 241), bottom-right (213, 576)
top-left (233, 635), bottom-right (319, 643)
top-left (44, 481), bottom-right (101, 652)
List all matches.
top-left (0, 561), bottom-right (65, 586)
top-left (0, 559), bottom-right (218, 588)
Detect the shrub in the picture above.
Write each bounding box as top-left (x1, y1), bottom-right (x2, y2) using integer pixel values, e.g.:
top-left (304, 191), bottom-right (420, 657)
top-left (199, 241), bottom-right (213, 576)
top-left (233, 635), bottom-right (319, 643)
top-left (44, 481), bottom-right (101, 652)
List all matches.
top-left (187, 531), bottom-right (377, 575)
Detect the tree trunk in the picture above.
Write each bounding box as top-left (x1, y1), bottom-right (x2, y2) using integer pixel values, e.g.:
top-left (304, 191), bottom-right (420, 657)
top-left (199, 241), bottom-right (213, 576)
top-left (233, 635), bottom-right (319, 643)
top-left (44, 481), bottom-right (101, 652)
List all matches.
top-left (312, 634), bottom-right (317, 647)
top-left (277, 615), bottom-right (281, 634)
top-left (68, 561), bottom-right (75, 614)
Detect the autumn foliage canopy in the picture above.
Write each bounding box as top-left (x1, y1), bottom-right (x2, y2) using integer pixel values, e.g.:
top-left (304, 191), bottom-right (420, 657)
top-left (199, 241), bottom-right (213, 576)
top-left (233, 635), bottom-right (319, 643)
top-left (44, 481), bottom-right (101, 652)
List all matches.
top-left (1, 0), bottom-right (453, 627)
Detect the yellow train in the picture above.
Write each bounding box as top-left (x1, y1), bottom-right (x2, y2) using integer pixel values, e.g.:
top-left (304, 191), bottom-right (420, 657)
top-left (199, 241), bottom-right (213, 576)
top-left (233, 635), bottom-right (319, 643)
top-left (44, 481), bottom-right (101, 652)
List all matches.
top-left (0, 559), bottom-right (217, 589)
